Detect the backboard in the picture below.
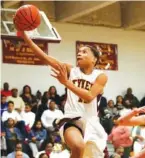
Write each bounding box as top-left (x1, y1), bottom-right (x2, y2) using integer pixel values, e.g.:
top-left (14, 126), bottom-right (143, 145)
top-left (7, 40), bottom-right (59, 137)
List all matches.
top-left (1, 8), bottom-right (61, 43)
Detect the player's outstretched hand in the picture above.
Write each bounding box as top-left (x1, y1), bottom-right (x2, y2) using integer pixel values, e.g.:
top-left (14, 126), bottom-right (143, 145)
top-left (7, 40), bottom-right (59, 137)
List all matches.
top-left (138, 106), bottom-right (145, 114)
top-left (51, 64), bottom-right (68, 85)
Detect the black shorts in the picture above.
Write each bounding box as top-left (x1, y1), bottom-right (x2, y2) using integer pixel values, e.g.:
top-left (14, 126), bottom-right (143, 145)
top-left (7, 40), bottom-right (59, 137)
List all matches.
top-left (63, 121), bottom-right (84, 137)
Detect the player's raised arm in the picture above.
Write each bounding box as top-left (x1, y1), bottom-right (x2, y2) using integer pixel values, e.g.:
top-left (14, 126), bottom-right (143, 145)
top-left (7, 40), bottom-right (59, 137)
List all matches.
top-left (21, 31), bottom-right (72, 72)
top-left (12, 7), bottom-right (72, 72)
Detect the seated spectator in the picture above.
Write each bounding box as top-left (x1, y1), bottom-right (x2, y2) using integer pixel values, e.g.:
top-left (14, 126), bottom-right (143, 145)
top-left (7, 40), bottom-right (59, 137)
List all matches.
top-left (115, 95), bottom-right (125, 111)
top-left (21, 85), bottom-right (37, 113)
top-left (52, 144), bottom-right (70, 158)
top-left (5, 118), bottom-right (24, 153)
top-left (7, 88), bottom-right (25, 113)
top-left (41, 92), bottom-right (49, 104)
top-left (110, 153), bottom-right (121, 158)
top-left (7, 142), bottom-right (29, 158)
top-left (49, 99), bottom-right (59, 110)
top-left (115, 146), bottom-right (124, 157)
top-left (15, 150), bottom-right (23, 158)
top-left (1, 95), bottom-right (8, 115)
top-left (119, 103), bottom-right (132, 117)
top-left (2, 101), bottom-right (21, 123)
top-left (21, 104), bottom-right (35, 128)
top-left (36, 92), bottom-right (51, 121)
top-left (104, 147), bottom-right (109, 158)
top-left (36, 143), bottom-right (53, 158)
top-left (36, 99), bottom-right (51, 121)
top-left (132, 126), bottom-right (145, 155)
top-left (1, 82), bottom-right (12, 97)
top-left (124, 87), bottom-right (139, 108)
top-left (41, 100), bottom-right (64, 132)
top-left (36, 142), bottom-right (70, 158)
top-left (1, 131), bottom-right (7, 157)
top-left (104, 100), bottom-right (118, 117)
top-left (98, 95), bottom-right (107, 117)
top-left (29, 120), bottom-right (47, 157)
top-left (35, 90), bottom-right (42, 105)
top-left (2, 101), bottom-right (27, 140)
top-left (101, 100), bottom-right (118, 134)
top-left (140, 96), bottom-right (145, 107)
top-left (60, 98), bottom-right (66, 113)
top-left (39, 153), bottom-right (49, 158)
top-left (60, 88), bottom-right (67, 103)
top-left (60, 88), bottom-right (67, 113)
top-left (48, 86), bottom-right (61, 106)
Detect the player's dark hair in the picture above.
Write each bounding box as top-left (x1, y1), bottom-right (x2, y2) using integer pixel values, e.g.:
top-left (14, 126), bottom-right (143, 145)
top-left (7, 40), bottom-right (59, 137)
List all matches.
top-left (85, 45), bottom-right (100, 65)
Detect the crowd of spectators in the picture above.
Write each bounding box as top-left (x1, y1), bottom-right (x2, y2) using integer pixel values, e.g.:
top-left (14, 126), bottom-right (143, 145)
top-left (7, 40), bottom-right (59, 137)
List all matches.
top-left (1, 82), bottom-right (145, 158)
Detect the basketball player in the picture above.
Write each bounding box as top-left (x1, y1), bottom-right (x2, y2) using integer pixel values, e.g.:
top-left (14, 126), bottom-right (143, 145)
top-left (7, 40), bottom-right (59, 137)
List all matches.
top-left (110, 106), bottom-right (145, 158)
top-left (14, 25), bottom-right (107, 157)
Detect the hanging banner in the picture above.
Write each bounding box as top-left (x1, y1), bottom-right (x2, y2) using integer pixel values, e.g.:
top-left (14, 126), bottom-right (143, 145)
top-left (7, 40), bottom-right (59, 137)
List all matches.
top-left (2, 39), bottom-right (48, 65)
top-left (76, 41), bottom-right (118, 70)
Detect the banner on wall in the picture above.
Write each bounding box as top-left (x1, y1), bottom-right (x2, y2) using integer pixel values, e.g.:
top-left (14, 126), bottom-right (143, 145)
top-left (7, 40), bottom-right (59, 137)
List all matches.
top-left (2, 39), bottom-right (48, 65)
top-left (76, 41), bottom-right (118, 71)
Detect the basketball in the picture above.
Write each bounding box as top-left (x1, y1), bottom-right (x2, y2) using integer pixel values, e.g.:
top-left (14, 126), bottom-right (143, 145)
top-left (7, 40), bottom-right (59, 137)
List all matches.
top-left (14, 5), bottom-right (41, 31)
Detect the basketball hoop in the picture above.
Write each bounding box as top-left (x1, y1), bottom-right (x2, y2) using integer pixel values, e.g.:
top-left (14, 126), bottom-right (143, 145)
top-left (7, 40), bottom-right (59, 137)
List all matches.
top-left (1, 8), bottom-right (61, 43)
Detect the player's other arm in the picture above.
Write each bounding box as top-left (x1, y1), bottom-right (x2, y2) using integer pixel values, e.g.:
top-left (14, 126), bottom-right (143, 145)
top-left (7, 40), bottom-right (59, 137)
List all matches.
top-left (115, 107), bottom-right (145, 126)
top-left (65, 73), bottom-right (108, 103)
top-left (116, 115), bottom-right (145, 126)
top-left (18, 31), bottom-right (72, 72)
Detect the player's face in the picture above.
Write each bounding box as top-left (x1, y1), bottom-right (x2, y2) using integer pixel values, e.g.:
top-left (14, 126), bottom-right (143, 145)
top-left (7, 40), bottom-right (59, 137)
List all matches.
top-left (77, 46), bottom-right (96, 68)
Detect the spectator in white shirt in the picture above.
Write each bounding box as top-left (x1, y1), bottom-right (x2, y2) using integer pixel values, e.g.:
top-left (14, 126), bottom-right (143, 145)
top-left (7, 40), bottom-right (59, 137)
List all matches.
top-left (21, 103), bottom-right (35, 128)
top-left (2, 101), bottom-right (28, 139)
top-left (2, 101), bottom-right (21, 123)
top-left (7, 88), bottom-right (25, 113)
top-left (41, 100), bottom-right (64, 132)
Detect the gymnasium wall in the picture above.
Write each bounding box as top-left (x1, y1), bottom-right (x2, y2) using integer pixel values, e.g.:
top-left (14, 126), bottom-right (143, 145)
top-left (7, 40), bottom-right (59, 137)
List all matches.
top-left (1, 22), bottom-right (145, 101)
